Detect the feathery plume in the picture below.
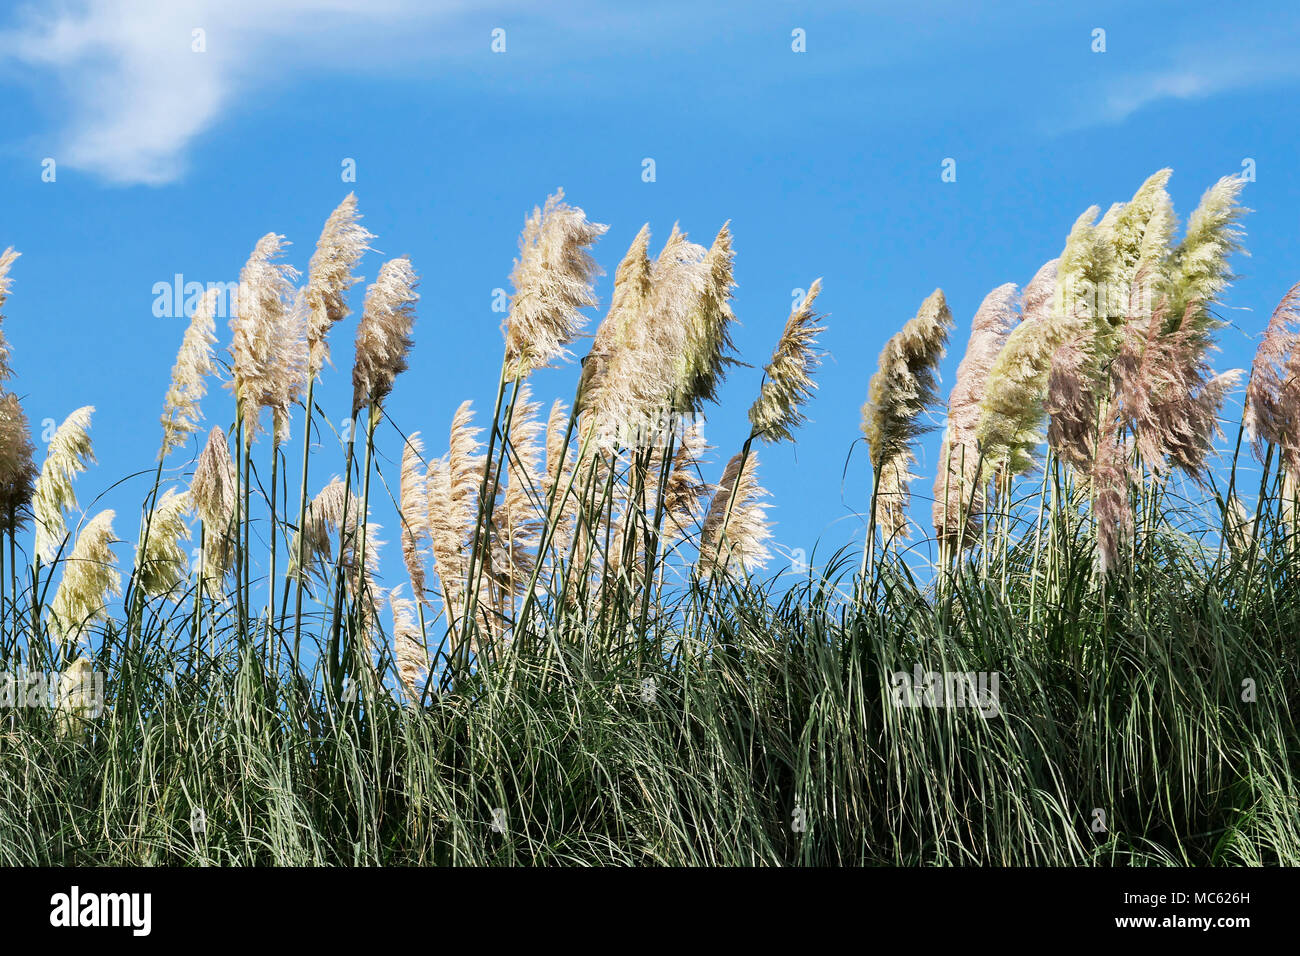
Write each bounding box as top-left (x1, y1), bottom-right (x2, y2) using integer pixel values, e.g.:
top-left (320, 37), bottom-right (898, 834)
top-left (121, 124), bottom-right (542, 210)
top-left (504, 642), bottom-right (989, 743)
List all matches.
top-left (399, 433), bottom-right (431, 604)
top-left (934, 282), bottom-right (1020, 543)
top-left (389, 587), bottom-right (428, 701)
top-left (1043, 206), bottom-right (1121, 468)
top-left (351, 257), bottom-right (417, 416)
top-left (749, 279), bottom-right (825, 443)
top-left (293, 477), bottom-right (383, 632)
top-left (228, 233), bottom-right (299, 444)
top-left (33, 406), bottom-right (95, 563)
top-left (138, 488), bottom-right (192, 596)
top-left (270, 288), bottom-right (309, 443)
top-left (499, 384), bottom-right (544, 595)
top-left (582, 226), bottom-right (709, 435)
top-left (160, 288), bottom-right (218, 457)
top-left (305, 193), bottom-right (373, 377)
top-left (503, 189), bottom-right (607, 380)
top-left (544, 398), bottom-right (572, 496)
top-left (1224, 490), bottom-right (1256, 556)
top-left (0, 391), bottom-right (38, 534)
top-left (47, 509), bottom-right (120, 647)
top-left (426, 401), bottom-right (484, 628)
top-left (579, 226), bottom-right (652, 410)
top-left (0, 247), bottom-right (19, 383)
top-left (1244, 283), bottom-right (1300, 468)
top-left (662, 423), bottom-right (712, 548)
top-left (1112, 169), bottom-right (1175, 296)
top-left (55, 655), bottom-right (102, 737)
top-left (1091, 427), bottom-right (1133, 576)
top-left (978, 260), bottom-right (1063, 475)
top-left (698, 451), bottom-right (771, 576)
top-left (1164, 175), bottom-right (1248, 342)
top-left (1113, 299), bottom-right (1241, 482)
top-left (191, 427), bottom-right (237, 589)
top-left (677, 224), bottom-right (739, 413)
top-left (862, 289), bottom-right (951, 538)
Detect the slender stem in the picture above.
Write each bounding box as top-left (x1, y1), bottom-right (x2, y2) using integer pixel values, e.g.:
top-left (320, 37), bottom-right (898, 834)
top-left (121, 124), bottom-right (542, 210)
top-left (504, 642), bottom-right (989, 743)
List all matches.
top-left (454, 367), bottom-right (517, 678)
top-left (291, 376), bottom-right (318, 675)
top-left (350, 403), bottom-right (379, 690)
top-left (327, 414), bottom-right (358, 701)
top-left (268, 438), bottom-right (280, 646)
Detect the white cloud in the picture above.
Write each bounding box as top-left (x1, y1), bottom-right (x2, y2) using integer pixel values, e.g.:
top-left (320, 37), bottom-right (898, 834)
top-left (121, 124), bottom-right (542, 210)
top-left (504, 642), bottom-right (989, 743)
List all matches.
top-left (0, 0), bottom-right (473, 185)
top-left (1061, 46), bottom-right (1300, 132)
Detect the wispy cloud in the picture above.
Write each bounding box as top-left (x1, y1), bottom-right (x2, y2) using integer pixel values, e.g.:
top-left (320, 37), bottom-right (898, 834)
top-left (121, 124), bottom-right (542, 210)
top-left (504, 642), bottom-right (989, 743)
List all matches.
top-left (0, 0), bottom-right (476, 185)
top-left (1056, 31), bottom-right (1300, 133)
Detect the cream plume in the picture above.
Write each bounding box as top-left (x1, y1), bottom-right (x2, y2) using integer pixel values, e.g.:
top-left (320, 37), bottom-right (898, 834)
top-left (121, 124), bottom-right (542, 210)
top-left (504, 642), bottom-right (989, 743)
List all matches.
top-left (934, 282), bottom-right (1020, 543)
top-left (138, 488), bottom-right (192, 597)
top-left (294, 477), bottom-right (383, 632)
top-left (582, 226), bottom-right (710, 435)
top-left (160, 288), bottom-right (218, 457)
top-left (351, 257), bottom-right (417, 416)
top-left (191, 426), bottom-right (237, 589)
top-left (698, 451), bottom-right (771, 577)
top-left (0, 247), bottom-right (19, 383)
top-left (305, 193), bottom-right (373, 377)
top-left (33, 406), bottom-right (95, 563)
top-left (662, 423), bottom-right (712, 548)
top-left (977, 260), bottom-right (1062, 476)
top-left (499, 384), bottom-right (544, 596)
top-left (47, 509), bottom-right (120, 647)
top-left (389, 587), bottom-right (428, 701)
top-left (749, 279), bottom-right (825, 443)
top-left (270, 288), bottom-right (309, 444)
top-left (399, 432), bottom-right (431, 604)
top-left (1164, 175), bottom-right (1247, 342)
top-left (579, 225), bottom-right (654, 420)
top-left (55, 656), bottom-right (101, 738)
top-left (678, 224), bottom-right (739, 413)
top-left (1244, 283), bottom-right (1300, 468)
top-left (862, 289), bottom-right (952, 539)
top-left (228, 233), bottom-right (299, 444)
top-left (1112, 169), bottom-right (1175, 295)
top-left (0, 391), bottom-right (37, 534)
top-left (426, 401), bottom-right (484, 628)
top-left (503, 189), bottom-right (607, 380)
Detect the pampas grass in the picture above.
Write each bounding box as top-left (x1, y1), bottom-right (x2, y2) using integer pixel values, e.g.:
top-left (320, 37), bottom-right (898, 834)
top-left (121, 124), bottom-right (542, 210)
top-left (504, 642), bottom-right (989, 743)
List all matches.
top-left (305, 193), bottom-right (373, 377)
top-left (229, 234), bottom-right (299, 443)
top-left (32, 406), bottom-right (95, 563)
top-left (137, 489), bottom-right (192, 597)
top-left (862, 289), bottom-right (951, 553)
top-left (351, 257), bottom-right (418, 416)
top-left (160, 288), bottom-right (218, 457)
top-left (399, 432), bottom-right (431, 604)
top-left (698, 450), bottom-right (771, 576)
top-left (935, 282), bottom-right (1019, 544)
top-left (47, 509), bottom-right (119, 648)
top-left (3, 177), bottom-right (1298, 870)
top-left (1245, 283), bottom-right (1300, 467)
top-left (749, 279), bottom-right (825, 443)
top-left (0, 247), bottom-right (19, 384)
top-left (502, 190), bottom-right (607, 380)
top-left (0, 392), bottom-right (37, 534)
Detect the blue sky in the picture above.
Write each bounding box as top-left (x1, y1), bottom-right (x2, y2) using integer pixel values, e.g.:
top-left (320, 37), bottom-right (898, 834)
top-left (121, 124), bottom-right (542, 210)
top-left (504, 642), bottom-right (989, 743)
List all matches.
top-left (1, 0), bottom-right (1298, 592)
